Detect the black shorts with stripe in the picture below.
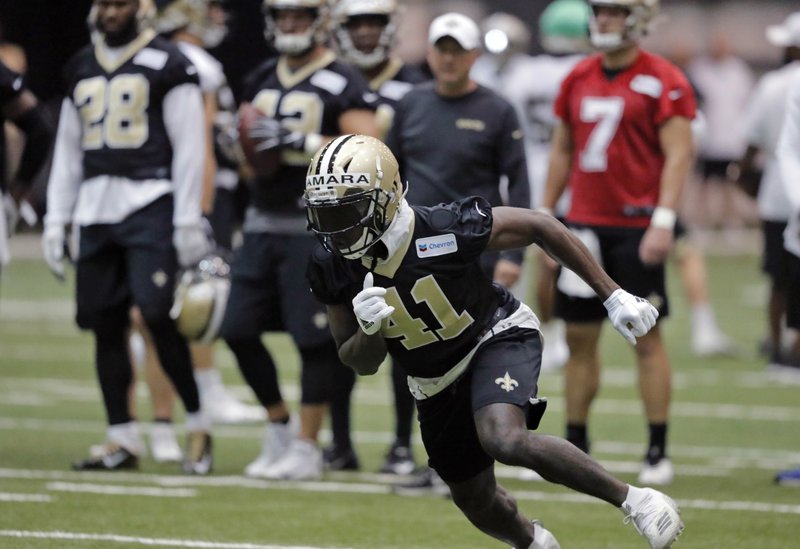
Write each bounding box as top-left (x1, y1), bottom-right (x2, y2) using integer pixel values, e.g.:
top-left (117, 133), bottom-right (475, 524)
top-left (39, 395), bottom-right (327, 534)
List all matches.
top-left (416, 327), bottom-right (543, 483)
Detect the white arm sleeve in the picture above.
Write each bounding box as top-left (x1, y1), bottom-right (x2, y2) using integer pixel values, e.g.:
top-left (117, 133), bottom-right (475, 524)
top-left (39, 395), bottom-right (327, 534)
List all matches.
top-left (164, 83), bottom-right (205, 226)
top-left (44, 98), bottom-right (84, 228)
top-left (777, 72), bottom-right (800, 212)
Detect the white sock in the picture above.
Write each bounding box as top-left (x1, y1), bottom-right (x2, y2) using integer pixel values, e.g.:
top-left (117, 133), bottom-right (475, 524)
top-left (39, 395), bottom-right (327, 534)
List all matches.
top-left (107, 422), bottom-right (142, 454)
top-left (621, 484), bottom-right (649, 512)
top-left (691, 303), bottom-right (718, 335)
top-left (128, 331), bottom-right (147, 372)
top-left (185, 411), bottom-right (211, 433)
top-left (194, 368), bottom-right (223, 394)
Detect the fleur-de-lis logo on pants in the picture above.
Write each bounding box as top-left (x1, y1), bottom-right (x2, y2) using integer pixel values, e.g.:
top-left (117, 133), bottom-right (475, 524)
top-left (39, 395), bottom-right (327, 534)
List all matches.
top-left (495, 372), bottom-right (519, 392)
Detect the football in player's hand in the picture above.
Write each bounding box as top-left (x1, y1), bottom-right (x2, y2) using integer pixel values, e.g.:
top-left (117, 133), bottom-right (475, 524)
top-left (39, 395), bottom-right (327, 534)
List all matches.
top-left (238, 103), bottom-right (281, 178)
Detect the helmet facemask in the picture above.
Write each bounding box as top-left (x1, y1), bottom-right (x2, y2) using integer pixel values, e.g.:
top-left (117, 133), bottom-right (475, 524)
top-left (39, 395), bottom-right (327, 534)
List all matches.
top-left (263, 0), bottom-right (329, 56)
top-left (334, 0), bottom-right (397, 70)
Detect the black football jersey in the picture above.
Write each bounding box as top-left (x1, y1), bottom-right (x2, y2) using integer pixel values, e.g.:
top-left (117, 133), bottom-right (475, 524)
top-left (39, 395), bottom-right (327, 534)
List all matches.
top-left (367, 58), bottom-right (427, 139)
top-left (0, 60), bottom-right (23, 192)
top-left (308, 196), bottom-right (519, 378)
top-left (241, 51), bottom-right (375, 214)
top-left (63, 31), bottom-right (200, 181)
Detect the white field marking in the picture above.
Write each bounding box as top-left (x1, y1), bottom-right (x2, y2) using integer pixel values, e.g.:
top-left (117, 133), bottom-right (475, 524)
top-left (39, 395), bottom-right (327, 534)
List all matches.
top-left (0, 492), bottom-right (52, 502)
top-left (0, 299), bottom-right (74, 319)
top-left (3, 468), bottom-right (800, 516)
top-left (1, 414), bottom-right (799, 469)
top-left (509, 490), bottom-right (800, 515)
top-left (46, 482), bottom-right (196, 497)
top-left (0, 530), bottom-right (351, 549)
top-left (4, 367), bottom-right (799, 414)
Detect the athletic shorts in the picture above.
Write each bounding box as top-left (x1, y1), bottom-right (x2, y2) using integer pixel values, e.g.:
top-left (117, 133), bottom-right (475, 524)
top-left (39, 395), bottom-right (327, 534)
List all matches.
top-left (555, 224), bottom-right (669, 322)
top-left (700, 158), bottom-right (734, 181)
top-left (219, 232), bottom-right (332, 347)
top-left (762, 220), bottom-right (791, 284)
top-left (416, 327), bottom-right (543, 483)
top-left (786, 251), bottom-right (800, 330)
top-left (75, 195), bottom-right (177, 329)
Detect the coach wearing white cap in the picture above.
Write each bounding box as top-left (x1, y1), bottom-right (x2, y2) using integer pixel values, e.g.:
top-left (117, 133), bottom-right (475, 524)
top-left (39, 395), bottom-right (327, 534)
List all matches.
top-left (384, 10), bottom-right (531, 409)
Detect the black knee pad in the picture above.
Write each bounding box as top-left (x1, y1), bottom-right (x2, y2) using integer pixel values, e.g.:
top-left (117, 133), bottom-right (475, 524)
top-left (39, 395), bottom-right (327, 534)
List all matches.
top-left (91, 305), bottom-right (130, 341)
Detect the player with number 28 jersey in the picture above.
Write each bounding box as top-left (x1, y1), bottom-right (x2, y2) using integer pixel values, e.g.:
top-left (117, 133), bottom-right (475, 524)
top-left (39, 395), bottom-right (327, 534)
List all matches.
top-left (555, 50), bottom-right (695, 228)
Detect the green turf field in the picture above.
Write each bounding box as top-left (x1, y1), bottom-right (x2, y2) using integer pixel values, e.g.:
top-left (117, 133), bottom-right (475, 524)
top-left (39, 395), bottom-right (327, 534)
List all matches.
top-left (1, 252), bottom-right (799, 549)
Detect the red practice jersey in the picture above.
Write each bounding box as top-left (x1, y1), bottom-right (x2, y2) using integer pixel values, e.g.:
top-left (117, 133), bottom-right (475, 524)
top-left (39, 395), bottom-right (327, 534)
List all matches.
top-left (555, 50), bottom-right (696, 227)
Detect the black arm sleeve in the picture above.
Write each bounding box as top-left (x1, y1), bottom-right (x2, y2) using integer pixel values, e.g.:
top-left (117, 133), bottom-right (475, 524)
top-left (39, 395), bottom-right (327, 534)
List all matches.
top-left (11, 104), bottom-right (53, 188)
top-left (498, 105), bottom-right (529, 265)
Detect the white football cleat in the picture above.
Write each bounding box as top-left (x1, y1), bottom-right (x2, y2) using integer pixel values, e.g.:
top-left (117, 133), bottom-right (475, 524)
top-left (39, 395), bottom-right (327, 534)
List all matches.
top-left (149, 422), bottom-right (182, 463)
top-left (529, 520), bottom-right (560, 549)
top-left (245, 420), bottom-right (294, 478)
top-left (691, 328), bottom-right (738, 357)
top-left (622, 488), bottom-right (684, 549)
top-left (638, 458), bottom-right (675, 486)
top-left (260, 439), bottom-right (323, 481)
top-left (201, 386), bottom-right (266, 425)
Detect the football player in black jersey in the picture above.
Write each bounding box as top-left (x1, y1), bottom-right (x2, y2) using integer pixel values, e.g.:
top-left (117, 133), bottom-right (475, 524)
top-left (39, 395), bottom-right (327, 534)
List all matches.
top-left (43, 0), bottom-right (213, 474)
top-left (305, 135), bottom-right (685, 549)
top-left (0, 59), bottom-right (52, 276)
top-left (219, 0), bottom-right (378, 481)
top-left (323, 0), bottom-right (428, 475)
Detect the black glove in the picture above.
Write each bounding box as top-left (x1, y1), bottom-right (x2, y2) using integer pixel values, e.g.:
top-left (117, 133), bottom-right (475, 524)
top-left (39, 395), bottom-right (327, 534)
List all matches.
top-left (248, 116), bottom-right (306, 152)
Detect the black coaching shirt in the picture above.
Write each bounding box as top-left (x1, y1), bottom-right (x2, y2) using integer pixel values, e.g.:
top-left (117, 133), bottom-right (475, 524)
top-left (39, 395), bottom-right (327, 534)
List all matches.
top-left (385, 82), bottom-right (530, 211)
top-left (241, 51), bottom-right (375, 222)
top-left (307, 196), bottom-right (518, 379)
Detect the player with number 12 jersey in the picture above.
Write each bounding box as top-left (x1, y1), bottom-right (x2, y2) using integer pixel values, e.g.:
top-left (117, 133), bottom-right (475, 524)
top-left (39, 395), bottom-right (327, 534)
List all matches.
top-left (555, 50), bottom-right (695, 228)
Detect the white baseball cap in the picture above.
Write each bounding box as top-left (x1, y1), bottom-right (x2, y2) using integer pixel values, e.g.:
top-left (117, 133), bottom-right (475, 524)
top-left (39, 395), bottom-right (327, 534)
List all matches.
top-left (767, 12), bottom-right (800, 48)
top-left (428, 12), bottom-right (481, 50)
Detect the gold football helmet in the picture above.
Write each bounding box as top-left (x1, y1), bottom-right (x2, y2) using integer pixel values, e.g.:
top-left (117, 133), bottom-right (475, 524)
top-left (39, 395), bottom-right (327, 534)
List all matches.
top-left (154, 0), bottom-right (229, 48)
top-left (304, 134), bottom-right (405, 259)
top-left (170, 254), bottom-right (231, 343)
top-left (333, 0), bottom-right (398, 69)
top-left (263, 0), bottom-right (330, 55)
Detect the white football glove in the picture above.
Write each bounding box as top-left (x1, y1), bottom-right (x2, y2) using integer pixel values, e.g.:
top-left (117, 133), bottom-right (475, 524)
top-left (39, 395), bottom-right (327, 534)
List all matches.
top-left (603, 288), bottom-right (659, 345)
top-left (42, 223), bottom-right (66, 281)
top-left (352, 272), bottom-right (394, 335)
top-left (173, 223), bottom-right (212, 268)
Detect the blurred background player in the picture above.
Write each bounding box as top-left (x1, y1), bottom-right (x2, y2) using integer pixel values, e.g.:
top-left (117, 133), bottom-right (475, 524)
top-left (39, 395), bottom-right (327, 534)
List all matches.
top-left (385, 11), bottom-right (529, 491)
top-left (542, 0), bottom-right (696, 486)
top-left (734, 12), bottom-right (800, 370)
top-left (684, 30), bottom-right (756, 234)
top-left (42, 0), bottom-right (212, 474)
top-left (127, 0), bottom-right (264, 466)
top-left (220, 0), bottom-right (378, 480)
top-left (323, 0), bottom-right (426, 474)
top-left (472, 1), bottom-right (590, 373)
top-left (0, 57), bottom-right (52, 278)
top-left (774, 45), bottom-right (800, 486)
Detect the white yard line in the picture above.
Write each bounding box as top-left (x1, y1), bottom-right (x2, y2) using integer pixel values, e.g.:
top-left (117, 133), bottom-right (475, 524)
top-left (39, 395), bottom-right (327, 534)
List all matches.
top-left (0, 530), bottom-right (350, 549)
top-left (1, 468), bottom-right (799, 516)
top-left (0, 492), bottom-right (51, 502)
top-left (46, 482), bottom-right (196, 498)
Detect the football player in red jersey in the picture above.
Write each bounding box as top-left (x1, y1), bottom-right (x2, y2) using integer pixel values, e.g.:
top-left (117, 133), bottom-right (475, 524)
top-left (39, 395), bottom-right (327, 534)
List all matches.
top-left (542, 0), bottom-right (695, 486)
